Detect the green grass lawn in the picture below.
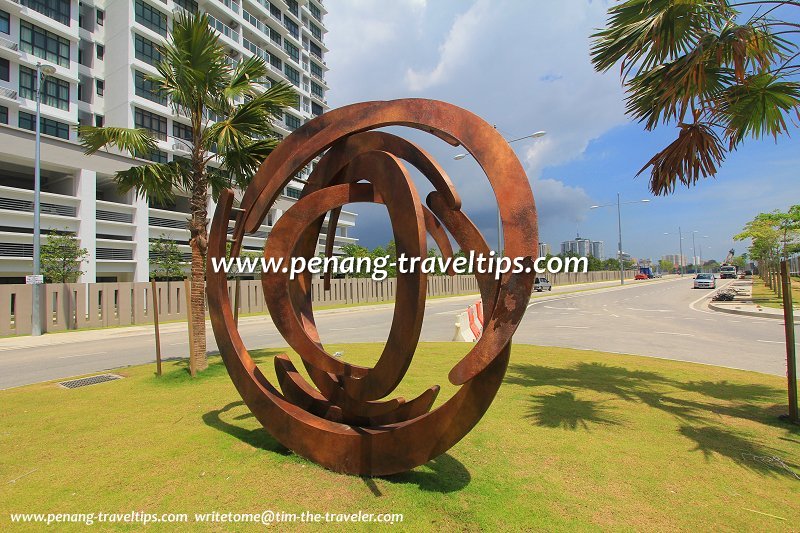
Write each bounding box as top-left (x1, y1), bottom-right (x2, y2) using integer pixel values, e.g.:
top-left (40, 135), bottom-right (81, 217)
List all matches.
top-left (1, 343), bottom-right (798, 531)
top-left (751, 276), bottom-right (800, 309)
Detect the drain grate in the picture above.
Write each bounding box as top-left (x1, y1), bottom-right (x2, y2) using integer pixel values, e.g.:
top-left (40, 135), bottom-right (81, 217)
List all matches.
top-left (58, 374), bottom-right (123, 389)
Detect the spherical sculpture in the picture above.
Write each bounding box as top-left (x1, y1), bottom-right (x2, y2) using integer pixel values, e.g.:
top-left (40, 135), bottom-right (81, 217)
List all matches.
top-left (206, 99), bottom-right (538, 475)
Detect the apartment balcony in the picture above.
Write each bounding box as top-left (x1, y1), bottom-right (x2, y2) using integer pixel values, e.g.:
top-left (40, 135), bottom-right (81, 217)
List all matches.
top-left (216, 0), bottom-right (240, 14)
top-left (0, 185), bottom-right (79, 220)
top-left (148, 207), bottom-right (190, 231)
top-left (96, 200), bottom-right (136, 241)
top-left (207, 13), bottom-right (240, 44)
top-left (0, 86), bottom-right (19, 104)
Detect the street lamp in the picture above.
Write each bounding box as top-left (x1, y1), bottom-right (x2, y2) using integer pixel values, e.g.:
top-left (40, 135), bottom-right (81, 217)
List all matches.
top-left (453, 129), bottom-right (546, 253)
top-left (31, 62), bottom-right (57, 337)
top-left (590, 195), bottom-right (650, 285)
top-left (664, 228), bottom-right (686, 276)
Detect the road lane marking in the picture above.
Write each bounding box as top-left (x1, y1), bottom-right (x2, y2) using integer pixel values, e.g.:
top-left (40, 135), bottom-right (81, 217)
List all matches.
top-left (58, 351), bottom-right (108, 359)
top-left (554, 325), bottom-right (590, 329)
top-left (544, 306), bottom-right (580, 310)
top-left (626, 307), bottom-right (671, 313)
top-left (655, 331), bottom-right (694, 337)
top-left (329, 328), bottom-right (358, 331)
top-left (757, 340), bottom-right (783, 344)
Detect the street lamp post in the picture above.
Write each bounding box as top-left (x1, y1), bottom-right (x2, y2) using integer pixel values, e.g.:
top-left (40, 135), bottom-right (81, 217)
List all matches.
top-left (454, 129), bottom-right (546, 253)
top-left (32, 62), bottom-right (56, 337)
top-left (664, 229), bottom-right (686, 275)
top-left (590, 196), bottom-right (650, 285)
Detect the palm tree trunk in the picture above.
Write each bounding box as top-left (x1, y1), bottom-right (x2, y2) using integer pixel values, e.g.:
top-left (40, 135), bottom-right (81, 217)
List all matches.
top-left (188, 168), bottom-right (209, 374)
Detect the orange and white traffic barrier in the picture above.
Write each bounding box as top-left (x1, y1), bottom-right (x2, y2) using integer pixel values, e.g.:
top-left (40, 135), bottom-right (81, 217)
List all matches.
top-left (453, 300), bottom-right (484, 342)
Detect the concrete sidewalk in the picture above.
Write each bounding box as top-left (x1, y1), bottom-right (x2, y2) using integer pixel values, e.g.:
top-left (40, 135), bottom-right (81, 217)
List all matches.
top-left (706, 279), bottom-right (799, 323)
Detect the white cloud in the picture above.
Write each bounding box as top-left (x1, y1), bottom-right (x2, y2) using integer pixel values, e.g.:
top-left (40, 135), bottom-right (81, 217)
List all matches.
top-left (405, 0), bottom-right (492, 91)
top-left (323, 0), bottom-right (628, 246)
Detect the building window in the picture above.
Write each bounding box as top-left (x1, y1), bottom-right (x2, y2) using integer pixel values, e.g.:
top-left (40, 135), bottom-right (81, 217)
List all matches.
top-left (310, 22), bottom-right (322, 41)
top-left (0, 58), bottom-right (8, 82)
top-left (285, 186), bottom-right (302, 199)
top-left (310, 80), bottom-right (323, 98)
top-left (0, 105), bottom-right (7, 124)
top-left (96, 44), bottom-right (104, 59)
top-left (20, 0), bottom-right (71, 26)
top-left (310, 61), bottom-right (323, 80)
top-left (172, 122), bottom-right (192, 141)
top-left (96, 9), bottom-right (104, 26)
top-left (0, 10), bottom-right (9, 34)
top-left (134, 70), bottom-right (166, 105)
top-left (19, 111), bottom-right (70, 139)
top-left (95, 78), bottom-right (104, 96)
top-left (309, 41), bottom-right (322, 60)
top-left (286, 0), bottom-right (298, 16)
top-left (174, 0), bottom-right (198, 13)
top-left (269, 26), bottom-right (281, 46)
top-left (134, 33), bottom-right (162, 66)
top-left (134, 0), bottom-right (167, 37)
top-left (134, 107), bottom-right (167, 141)
top-left (268, 2), bottom-right (282, 21)
top-left (19, 66), bottom-right (70, 110)
top-left (311, 102), bottom-right (323, 117)
top-left (284, 41), bottom-right (299, 63)
top-left (95, 114), bottom-right (104, 127)
top-left (139, 149), bottom-right (168, 163)
top-left (283, 18), bottom-right (299, 39)
top-left (284, 114), bottom-right (300, 131)
top-left (284, 65), bottom-right (299, 87)
top-left (270, 53), bottom-right (282, 71)
top-left (20, 21), bottom-right (71, 67)
top-left (309, 2), bottom-right (322, 22)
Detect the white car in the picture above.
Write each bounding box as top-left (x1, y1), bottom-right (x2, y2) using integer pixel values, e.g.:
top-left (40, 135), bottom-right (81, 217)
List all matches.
top-left (534, 277), bottom-right (552, 292)
top-left (693, 273), bottom-right (716, 289)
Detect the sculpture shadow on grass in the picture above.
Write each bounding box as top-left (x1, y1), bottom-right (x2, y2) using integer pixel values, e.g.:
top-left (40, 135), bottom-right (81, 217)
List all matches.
top-left (380, 453), bottom-right (471, 494)
top-left (203, 401), bottom-right (291, 456)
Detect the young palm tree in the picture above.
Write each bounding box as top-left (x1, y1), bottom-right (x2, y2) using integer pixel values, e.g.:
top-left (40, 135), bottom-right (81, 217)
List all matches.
top-left (79, 13), bottom-right (296, 374)
top-left (591, 0), bottom-right (800, 195)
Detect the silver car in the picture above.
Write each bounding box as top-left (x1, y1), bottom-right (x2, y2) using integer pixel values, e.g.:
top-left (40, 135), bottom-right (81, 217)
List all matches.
top-left (693, 273), bottom-right (716, 289)
top-left (534, 277), bottom-right (552, 292)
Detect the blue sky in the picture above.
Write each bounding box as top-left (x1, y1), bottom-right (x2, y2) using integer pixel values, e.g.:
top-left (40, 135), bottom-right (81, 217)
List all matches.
top-left (323, 0), bottom-right (800, 263)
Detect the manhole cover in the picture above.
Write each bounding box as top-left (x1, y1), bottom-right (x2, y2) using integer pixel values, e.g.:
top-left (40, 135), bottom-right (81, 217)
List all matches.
top-left (58, 374), bottom-right (123, 389)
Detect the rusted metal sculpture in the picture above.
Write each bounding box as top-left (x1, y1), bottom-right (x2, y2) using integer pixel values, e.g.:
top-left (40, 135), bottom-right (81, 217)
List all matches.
top-left (206, 99), bottom-right (538, 476)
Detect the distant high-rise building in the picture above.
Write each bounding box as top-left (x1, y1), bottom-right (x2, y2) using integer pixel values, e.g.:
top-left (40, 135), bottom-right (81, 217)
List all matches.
top-left (538, 242), bottom-right (551, 257)
top-left (590, 241), bottom-right (604, 260)
top-left (560, 234), bottom-right (604, 259)
top-left (662, 254), bottom-right (687, 267)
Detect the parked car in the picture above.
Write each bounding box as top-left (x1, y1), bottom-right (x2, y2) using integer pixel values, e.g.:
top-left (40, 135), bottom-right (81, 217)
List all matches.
top-left (745, 270), bottom-right (753, 276)
top-left (534, 277), bottom-right (552, 292)
top-left (634, 273), bottom-right (649, 280)
top-left (693, 273), bottom-right (716, 289)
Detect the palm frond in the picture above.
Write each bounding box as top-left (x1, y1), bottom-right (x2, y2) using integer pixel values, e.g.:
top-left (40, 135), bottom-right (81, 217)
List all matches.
top-left (155, 12), bottom-right (229, 114)
top-left (591, 0), bottom-right (732, 78)
top-left (114, 160), bottom-right (189, 204)
top-left (220, 138), bottom-right (281, 192)
top-left (77, 126), bottom-right (158, 157)
top-left (225, 55), bottom-right (269, 101)
top-left (204, 84), bottom-right (296, 149)
top-left (719, 73), bottom-right (800, 147)
top-left (638, 120), bottom-right (726, 195)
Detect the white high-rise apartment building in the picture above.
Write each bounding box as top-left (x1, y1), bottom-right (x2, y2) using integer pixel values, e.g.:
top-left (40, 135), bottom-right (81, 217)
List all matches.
top-left (560, 235), bottom-right (604, 259)
top-left (0, 0), bottom-right (356, 283)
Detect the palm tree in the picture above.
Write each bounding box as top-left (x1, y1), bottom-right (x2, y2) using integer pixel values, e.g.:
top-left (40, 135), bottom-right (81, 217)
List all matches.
top-left (591, 0), bottom-right (800, 195)
top-left (79, 13), bottom-right (296, 374)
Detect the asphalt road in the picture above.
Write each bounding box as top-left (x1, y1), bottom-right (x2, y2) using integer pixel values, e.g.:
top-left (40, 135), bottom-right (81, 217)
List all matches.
top-left (0, 276), bottom-right (792, 389)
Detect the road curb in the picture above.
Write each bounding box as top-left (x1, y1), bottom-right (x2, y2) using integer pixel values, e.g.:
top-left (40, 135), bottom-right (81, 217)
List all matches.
top-left (707, 301), bottom-right (799, 323)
